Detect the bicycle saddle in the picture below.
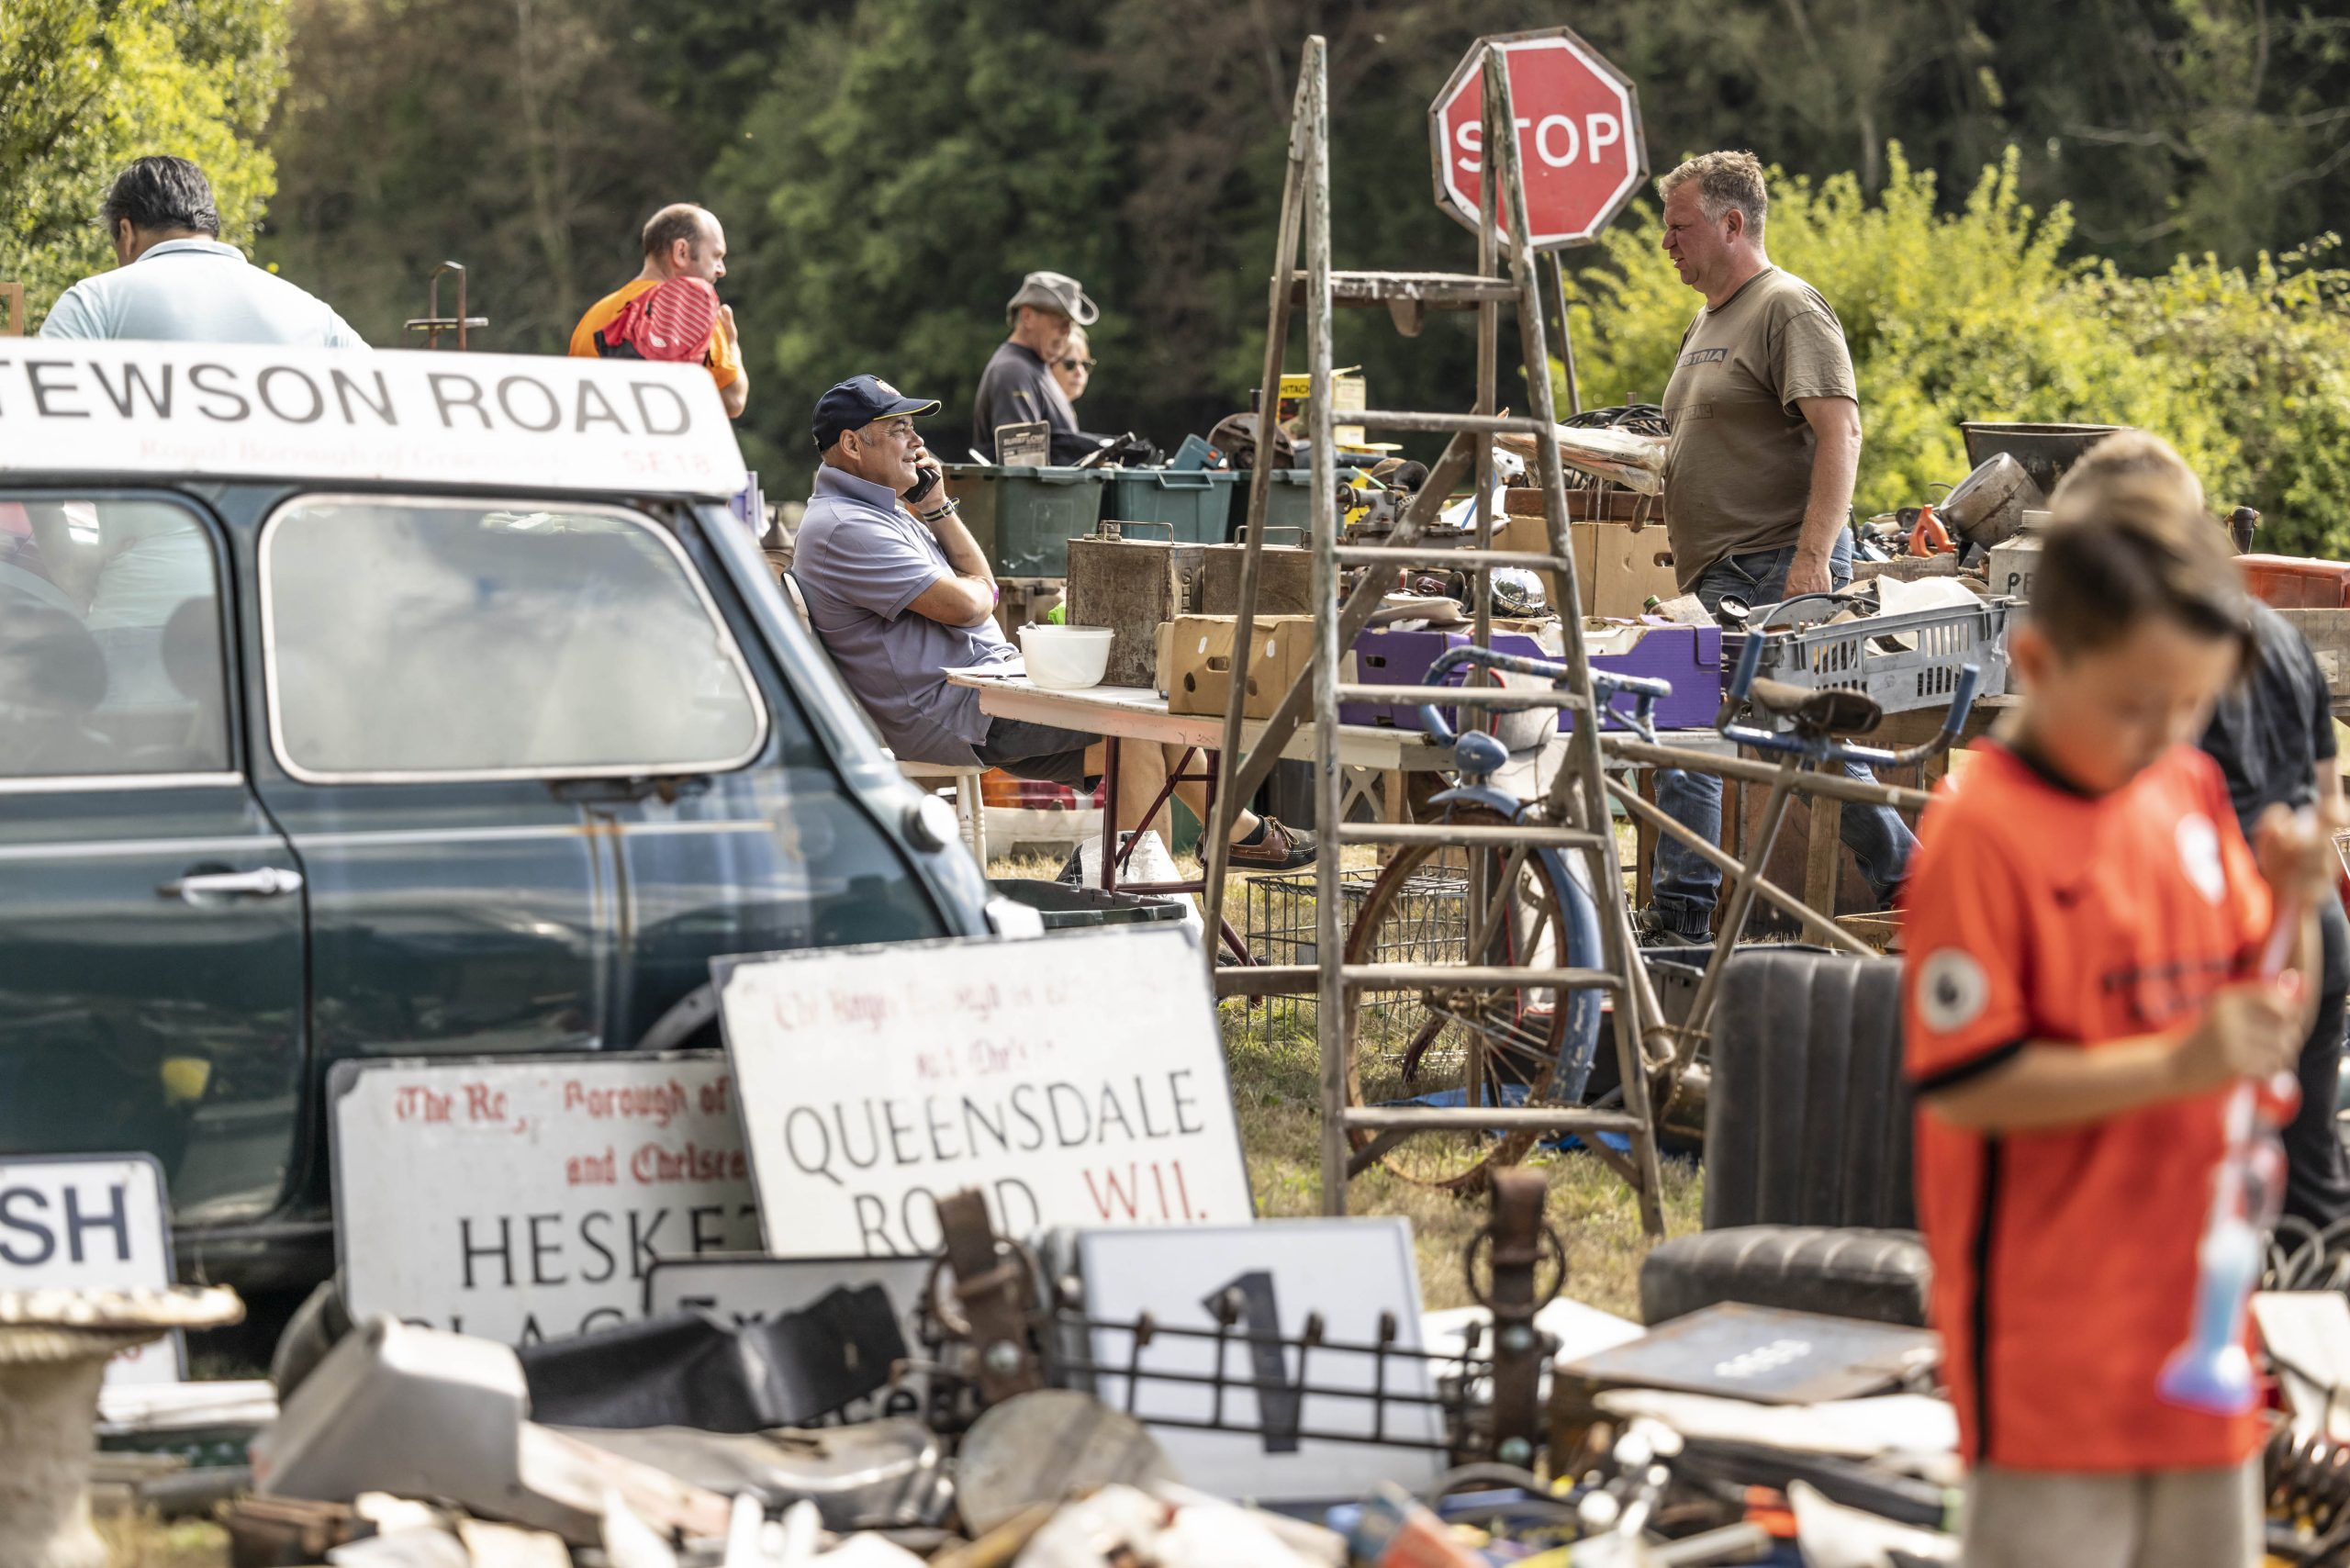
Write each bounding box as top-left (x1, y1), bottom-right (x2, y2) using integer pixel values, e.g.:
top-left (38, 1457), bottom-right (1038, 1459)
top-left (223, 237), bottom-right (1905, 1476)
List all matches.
top-left (1746, 678), bottom-right (1884, 737)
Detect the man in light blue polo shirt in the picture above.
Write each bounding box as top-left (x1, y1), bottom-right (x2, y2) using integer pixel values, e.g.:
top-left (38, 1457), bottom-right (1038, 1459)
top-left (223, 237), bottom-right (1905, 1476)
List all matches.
top-left (39, 156), bottom-right (365, 346)
top-left (791, 375), bottom-right (1315, 871)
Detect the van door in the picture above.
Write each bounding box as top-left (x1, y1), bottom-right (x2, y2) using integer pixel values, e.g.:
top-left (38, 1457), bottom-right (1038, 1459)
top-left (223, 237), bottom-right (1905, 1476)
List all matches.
top-left (602, 508), bottom-right (958, 1048)
top-left (0, 490), bottom-right (309, 1228)
top-left (243, 494), bottom-right (769, 1136)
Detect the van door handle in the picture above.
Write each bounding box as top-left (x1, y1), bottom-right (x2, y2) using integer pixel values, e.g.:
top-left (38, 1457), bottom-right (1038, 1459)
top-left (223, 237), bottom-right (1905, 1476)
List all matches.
top-left (160, 868), bottom-right (305, 902)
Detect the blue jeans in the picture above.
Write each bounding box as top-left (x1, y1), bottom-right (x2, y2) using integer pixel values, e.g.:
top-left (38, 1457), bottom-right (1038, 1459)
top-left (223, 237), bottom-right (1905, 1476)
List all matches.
top-left (1649, 536), bottom-right (1918, 939)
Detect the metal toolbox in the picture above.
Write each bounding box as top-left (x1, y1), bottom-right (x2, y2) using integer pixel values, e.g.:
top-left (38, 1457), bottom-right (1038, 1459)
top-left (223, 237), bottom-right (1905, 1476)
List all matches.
top-left (1065, 522), bottom-right (1203, 689)
top-left (1731, 598), bottom-right (2016, 714)
top-left (1200, 528), bottom-right (1315, 616)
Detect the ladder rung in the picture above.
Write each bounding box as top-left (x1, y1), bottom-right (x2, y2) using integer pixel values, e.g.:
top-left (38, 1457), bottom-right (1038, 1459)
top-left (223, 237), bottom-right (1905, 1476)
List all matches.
top-left (1211, 963), bottom-right (1624, 995)
top-left (1339, 823), bottom-right (1606, 851)
top-left (1333, 683), bottom-right (1588, 710)
top-left (1344, 963), bottom-right (1623, 991)
top-left (1356, 409), bottom-right (1550, 437)
top-left (1306, 270), bottom-right (1519, 308)
top-left (1337, 545), bottom-right (1562, 571)
top-left (1342, 1106), bottom-right (1647, 1134)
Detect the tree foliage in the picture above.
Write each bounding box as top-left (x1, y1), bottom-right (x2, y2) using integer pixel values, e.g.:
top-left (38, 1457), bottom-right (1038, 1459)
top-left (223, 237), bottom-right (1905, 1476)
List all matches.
top-left (1, 0), bottom-right (287, 321)
top-left (263, 0), bottom-right (688, 351)
top-left (1569, 150), bottom-right (2350, 552)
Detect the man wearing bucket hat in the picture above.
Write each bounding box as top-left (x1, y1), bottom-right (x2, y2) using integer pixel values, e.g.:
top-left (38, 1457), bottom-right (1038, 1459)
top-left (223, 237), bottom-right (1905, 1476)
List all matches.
top-left (970, 270), bottom-right (1111, 464)
top-left (796, 374), bottom-right (1315, 871)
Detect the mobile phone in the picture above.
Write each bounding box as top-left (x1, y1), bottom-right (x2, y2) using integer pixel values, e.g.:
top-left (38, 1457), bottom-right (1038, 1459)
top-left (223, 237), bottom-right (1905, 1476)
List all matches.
top-left (903, 463), bottom-right (942, 506)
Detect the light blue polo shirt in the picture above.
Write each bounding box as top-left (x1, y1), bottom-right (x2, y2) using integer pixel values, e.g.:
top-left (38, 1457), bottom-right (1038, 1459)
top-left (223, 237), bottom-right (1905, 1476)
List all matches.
top-left (789, 465), bottom-right (1014, 766)
top-left (38, 238), bottom-right (367, 346)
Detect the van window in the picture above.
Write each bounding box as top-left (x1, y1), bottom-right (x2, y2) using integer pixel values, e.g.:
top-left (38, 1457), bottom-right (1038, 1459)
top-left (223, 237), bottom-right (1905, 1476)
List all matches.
top-left (0, 495), bottom-right (230, 780)
top-left (262, 497), bottom-right (766, 780)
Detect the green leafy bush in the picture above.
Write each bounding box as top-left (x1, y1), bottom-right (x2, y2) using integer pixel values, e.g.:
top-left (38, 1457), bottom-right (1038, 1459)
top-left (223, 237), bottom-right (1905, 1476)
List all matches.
top-left (1564, 149), bottom-right (2350, 554)
top-left (2, 0), bottom-right (287, 324)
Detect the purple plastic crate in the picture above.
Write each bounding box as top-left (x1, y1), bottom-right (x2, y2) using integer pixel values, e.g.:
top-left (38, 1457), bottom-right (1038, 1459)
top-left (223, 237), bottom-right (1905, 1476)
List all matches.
top-left (1340, 623), bottom-right (1722, 739)
top-left (1340, 627), bottom-right (1551, 737)
top-left (1579, 622), bottom-right (1722, 731)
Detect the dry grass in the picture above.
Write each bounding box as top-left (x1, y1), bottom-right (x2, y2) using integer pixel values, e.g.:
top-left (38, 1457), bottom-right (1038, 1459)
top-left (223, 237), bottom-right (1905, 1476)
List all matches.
top-left (100, 1514), bottom-right (228, 1568)
top-left (998, 834), bottom-right (1703, 1323)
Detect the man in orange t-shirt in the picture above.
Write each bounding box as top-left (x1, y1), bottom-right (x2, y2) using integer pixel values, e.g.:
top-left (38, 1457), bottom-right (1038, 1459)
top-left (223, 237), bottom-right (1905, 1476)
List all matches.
top-left (1905, 432), bottom-right (2333, 1568)
top-left (570, 203), bottom-right (746, 419)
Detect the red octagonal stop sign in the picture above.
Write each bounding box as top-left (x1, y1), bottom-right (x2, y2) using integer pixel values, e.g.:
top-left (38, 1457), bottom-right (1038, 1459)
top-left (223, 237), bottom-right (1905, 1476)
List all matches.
top-left (1429, 28), bottom-right (1648, 250)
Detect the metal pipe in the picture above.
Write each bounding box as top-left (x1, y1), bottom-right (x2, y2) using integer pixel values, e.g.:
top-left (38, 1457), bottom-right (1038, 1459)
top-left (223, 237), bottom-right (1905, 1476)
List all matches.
top-left (1604, 737), bottom-right (1931, 811)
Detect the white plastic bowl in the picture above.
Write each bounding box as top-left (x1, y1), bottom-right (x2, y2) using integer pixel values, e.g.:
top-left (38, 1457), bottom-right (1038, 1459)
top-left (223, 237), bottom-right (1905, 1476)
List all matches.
top-left (1018, 623), bottom-right (1114, 690)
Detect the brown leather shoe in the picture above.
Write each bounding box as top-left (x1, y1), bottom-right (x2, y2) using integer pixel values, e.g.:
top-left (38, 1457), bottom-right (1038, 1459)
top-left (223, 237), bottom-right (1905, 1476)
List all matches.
top-left (1226, 816), bottom-right (1319, 872)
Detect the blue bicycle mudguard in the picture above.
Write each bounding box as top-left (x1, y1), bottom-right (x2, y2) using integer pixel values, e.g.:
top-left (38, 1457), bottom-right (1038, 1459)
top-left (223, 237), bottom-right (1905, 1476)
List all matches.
top-left (1424, 788), bottom-right (1606, 1106)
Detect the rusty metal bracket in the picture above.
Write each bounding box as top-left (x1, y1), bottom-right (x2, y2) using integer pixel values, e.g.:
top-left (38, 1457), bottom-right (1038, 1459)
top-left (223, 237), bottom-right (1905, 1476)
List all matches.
top-left (404, 261), bottom-right (487, 350)
top-left (932, 1189), bottom-right (1045, 1406)
top-left (1464, 1169), bottom-right (1563, 1466)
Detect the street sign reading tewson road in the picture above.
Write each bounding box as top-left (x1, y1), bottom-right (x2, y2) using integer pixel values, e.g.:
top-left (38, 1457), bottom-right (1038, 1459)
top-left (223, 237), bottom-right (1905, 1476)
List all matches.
top-left (1429, 27), bottom-right (1649, 250)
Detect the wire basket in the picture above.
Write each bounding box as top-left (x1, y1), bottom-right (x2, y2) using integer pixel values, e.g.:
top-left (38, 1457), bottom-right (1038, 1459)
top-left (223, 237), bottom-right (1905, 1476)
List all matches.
top-left (1734, 598), bottom-right (2015, 714)
top-left (1237, 868), bottom-right (1470, 1044)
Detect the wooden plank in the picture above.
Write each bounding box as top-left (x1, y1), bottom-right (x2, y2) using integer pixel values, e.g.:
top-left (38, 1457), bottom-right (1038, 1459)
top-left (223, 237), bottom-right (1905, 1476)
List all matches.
top-left (0, 281), bottom-right (21, 337)
top-left (1804, 793), bottom-right (1844, 916)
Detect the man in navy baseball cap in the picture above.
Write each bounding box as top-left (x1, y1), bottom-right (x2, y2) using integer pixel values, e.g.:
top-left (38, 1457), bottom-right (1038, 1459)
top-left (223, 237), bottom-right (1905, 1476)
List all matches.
top-left (810, 374), bottom-right (942, 453)
top-left (790, 371), bottom-right (1318, 874)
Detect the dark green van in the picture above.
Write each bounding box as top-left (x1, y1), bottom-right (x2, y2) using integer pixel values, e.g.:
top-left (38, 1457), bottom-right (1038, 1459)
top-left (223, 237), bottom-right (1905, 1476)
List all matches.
top-left (0, 344), bottom-right (1002, 1294)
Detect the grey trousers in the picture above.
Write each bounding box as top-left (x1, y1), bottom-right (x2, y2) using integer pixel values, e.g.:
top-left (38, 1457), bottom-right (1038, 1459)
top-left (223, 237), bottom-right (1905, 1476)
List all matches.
top-left (1962, 1458), bottom-right (2261, 1568)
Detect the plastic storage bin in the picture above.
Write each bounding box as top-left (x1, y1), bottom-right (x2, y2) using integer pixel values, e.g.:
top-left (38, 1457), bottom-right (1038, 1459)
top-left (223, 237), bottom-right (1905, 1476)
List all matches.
top-left (1100, 468), bottom-right (1238, 545)
top-left (1731, 599), bottom-right (2014, 714)
top-left (1339, 624), bottom-right (1720, 746)
top-left (2238, 555), bottom-right (2350, 610)
top-left (1233, 468), bottom-right (1360, 541)
top-left (941, 465), bottom-right (1107, 577)
top-left (986, 879), bottom-right (1186, 930)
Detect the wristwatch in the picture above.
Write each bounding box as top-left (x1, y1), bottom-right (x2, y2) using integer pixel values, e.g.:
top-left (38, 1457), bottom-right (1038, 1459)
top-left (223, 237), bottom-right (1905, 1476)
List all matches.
top-left (917, 498), bottom-right (960, 524)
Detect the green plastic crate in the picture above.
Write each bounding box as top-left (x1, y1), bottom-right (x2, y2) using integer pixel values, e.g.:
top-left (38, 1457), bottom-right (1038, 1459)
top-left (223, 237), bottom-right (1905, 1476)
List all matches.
top-left (1100, 468), bottom-right (1239, 545)
top-left (1231, 468), bottom-right (1355, 542)
top-left (941, 464), bottom-right (1107, 577)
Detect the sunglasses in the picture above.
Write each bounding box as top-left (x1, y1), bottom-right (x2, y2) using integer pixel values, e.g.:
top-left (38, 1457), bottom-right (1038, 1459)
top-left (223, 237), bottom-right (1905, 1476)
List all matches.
top-left (1058, 357), bottom-right (1098, 373)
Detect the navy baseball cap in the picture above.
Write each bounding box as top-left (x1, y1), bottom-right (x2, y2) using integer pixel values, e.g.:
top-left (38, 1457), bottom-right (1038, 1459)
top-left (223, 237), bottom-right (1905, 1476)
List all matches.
top-left (811, 375), bottom-right (941, 451)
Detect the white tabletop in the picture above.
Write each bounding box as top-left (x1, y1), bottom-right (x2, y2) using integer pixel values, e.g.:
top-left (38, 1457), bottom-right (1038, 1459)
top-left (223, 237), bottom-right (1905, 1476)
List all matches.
top-left (945, 671), bottom-right (1732, 771)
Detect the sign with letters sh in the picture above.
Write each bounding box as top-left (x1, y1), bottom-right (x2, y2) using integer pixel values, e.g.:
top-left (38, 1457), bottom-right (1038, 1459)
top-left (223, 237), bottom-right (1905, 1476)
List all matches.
top-left (716, 927), bottom-right (1254, 1258)
top-left (330, 1053), bottom-right (760, 1345)
top-left (0, 1155), bottom-right (182, 1384)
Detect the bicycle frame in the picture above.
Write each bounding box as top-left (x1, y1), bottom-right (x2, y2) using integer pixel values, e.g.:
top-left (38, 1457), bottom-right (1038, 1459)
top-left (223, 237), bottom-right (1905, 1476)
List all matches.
top-left (1660, 638), bottom-right (1980, 1070)
top-left (1412, 648), bottom-right (1673, 1104)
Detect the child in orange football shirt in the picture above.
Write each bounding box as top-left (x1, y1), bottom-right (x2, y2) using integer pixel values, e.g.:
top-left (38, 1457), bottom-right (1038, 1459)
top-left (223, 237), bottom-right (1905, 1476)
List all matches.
top-left (1904, 431), bottom-right (2335, 1568)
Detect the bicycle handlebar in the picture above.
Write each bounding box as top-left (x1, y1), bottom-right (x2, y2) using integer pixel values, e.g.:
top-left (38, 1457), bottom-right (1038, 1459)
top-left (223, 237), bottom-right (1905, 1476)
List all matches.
top-left (1718, 624), bottom-right (1980, 769)
top-left (1416, 644), bottom-right (1673, 753)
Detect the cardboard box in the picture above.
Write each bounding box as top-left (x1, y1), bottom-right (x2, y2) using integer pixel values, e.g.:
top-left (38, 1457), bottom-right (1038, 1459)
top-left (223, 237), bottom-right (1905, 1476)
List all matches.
top-left (1166, 614), bottom-right (1315, 720)
top-left (1490, 515), bottom-right (1680, 619)
top-left (1502, 487), bottom-right (1664, 525)
top-left (1276, 367), bottom-right (1367, 449)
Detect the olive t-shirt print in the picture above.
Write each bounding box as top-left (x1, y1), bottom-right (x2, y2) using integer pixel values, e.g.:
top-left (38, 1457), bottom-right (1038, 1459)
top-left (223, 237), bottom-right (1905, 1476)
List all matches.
top-left (1661, 267), bottom-right (1858, 591)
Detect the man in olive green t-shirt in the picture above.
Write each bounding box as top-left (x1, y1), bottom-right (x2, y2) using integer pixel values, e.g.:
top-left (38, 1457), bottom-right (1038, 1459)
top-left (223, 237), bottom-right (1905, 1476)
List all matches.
top-left (1643, 151), bottom-right (1913, 945)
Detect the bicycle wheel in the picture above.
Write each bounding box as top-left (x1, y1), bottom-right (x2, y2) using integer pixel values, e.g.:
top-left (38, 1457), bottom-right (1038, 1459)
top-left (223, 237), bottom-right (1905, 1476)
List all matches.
top-left (1339, 801), bottom-right (1593, 1192)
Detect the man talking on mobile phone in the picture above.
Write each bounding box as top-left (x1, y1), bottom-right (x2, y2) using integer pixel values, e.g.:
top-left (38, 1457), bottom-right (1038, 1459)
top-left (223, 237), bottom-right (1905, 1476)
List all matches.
top-left (792, 375), bottom-right (1317, 870)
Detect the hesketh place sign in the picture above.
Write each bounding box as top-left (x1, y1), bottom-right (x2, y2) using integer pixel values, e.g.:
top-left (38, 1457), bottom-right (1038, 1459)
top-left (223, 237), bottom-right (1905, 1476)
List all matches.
top-left (0, 342), bottom-right (748, 498)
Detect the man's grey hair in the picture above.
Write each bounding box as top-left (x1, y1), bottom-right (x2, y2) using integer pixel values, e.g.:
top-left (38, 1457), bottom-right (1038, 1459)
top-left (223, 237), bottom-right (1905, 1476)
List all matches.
top-left (1660, 151), bottom-right (1768, 238)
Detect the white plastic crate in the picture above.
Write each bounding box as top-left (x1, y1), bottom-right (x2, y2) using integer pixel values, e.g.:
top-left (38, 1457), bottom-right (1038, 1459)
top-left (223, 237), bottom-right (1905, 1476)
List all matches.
top-left (1735, 598), bottom-right (2015, 714)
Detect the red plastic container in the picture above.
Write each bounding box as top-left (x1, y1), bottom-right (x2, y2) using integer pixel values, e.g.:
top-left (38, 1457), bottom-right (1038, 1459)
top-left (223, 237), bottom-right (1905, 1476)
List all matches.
top-left (2238, 555), bottom-right (2350, 609)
